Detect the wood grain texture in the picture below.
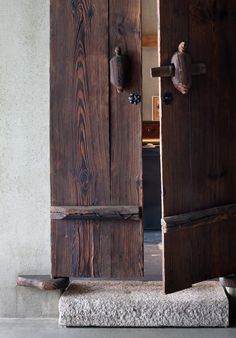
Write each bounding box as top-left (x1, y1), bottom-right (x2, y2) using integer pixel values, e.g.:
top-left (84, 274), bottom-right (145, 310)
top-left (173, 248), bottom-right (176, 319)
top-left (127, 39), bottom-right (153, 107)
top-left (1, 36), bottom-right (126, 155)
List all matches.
top-left (51, 220), bottom-right (143, 278)
top-left (163, 219), bottom-right (236, 293)
top-left (151, 64), bottom-right (206, 78)
top-left (51, 205), bottom-right (141, 221)
top-left (109, 0), bottom-right (143, 278)
top-left (17, 275), bottom-right (69, 291)
top-left (50, 0), bottom-right (143, 278)
top-left (162, 203), bottom-right (236, 231)
top-left (159, 0), bottom-right (236, 293)
top-left (51, 0), bottom-right (110, 207)
top-left (50, 0), bottom-right (110, 278)
top-left (109, 0), bottom-right (142, 206)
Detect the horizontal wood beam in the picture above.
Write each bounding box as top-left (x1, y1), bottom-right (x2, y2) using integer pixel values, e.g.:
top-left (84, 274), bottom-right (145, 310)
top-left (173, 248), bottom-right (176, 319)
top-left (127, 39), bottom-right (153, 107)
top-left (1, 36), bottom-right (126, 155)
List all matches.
top-left (17, 275), bottom-right (69, 291)
top-left (151, 64), bottom-right (206, 78)
top-left (151, 65), bottom-right (174, 78)
top-left (162, 203), bottom-right (236, 232)
top-left (51, 206), bottom-right (141, 221)
top-left (142, 34), bottom-right (158, 48)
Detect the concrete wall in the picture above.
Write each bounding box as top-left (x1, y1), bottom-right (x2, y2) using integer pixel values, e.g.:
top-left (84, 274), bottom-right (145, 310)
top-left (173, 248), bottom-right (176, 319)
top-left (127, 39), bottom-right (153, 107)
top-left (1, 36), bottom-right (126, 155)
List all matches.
top-left (0, 0), bottom-right (159, 318)
top-left (0, 0), bottom-right (60, 317)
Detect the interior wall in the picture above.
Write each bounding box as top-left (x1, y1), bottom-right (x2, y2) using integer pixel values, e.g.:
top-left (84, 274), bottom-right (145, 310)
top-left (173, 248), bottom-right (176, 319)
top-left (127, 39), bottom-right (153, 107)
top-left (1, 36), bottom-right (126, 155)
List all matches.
top-left (0, 0), bottom-right (157, 318)
top-left (0, 0), bottom-right (60, 317)
top-left (142, 0), bottom-right (159, 121)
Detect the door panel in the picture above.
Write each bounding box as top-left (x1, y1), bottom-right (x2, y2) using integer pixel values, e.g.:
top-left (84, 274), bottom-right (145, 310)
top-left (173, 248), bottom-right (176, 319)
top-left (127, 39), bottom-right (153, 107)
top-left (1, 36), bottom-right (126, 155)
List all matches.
top-left (159, 0), bottom-right (236, 293)
top-left (110, 0), bottom-right (142, 206)
top-left (50, 0), bottom-right (143, 278)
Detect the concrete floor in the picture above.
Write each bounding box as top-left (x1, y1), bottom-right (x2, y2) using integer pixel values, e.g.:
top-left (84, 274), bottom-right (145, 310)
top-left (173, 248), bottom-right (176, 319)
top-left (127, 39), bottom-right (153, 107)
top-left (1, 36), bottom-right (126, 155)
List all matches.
top-left (0, 319), bottom-right (236, 338)
top-left (3, 232), bottom-right (233, 334)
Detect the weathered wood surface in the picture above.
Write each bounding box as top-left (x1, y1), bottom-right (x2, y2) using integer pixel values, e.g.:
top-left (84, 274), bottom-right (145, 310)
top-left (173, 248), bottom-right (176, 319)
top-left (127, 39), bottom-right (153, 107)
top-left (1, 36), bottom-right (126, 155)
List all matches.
top-left (17, 275), bottom-right (69, 291)
top-left (159, 0), bottom-right (236, 293)
top-left (162, 203), bottom-right (236, 231)
top-left (163, 219), bottom-right (236, 293)
top-left (109, 0), bottom-right (143, 278)
top-left (50, 0), bottom-right (143, 278)
top-left (110, 46), bottom-right (130, 93)
top-left (51, 205), bottom-right (141, 221)
top-left (109, 0), bottom-right (142, 206)
top-left (171, 42), bottom-right (192, 95)
top-left (151, 63), bottom-right (206, 78)
top-left (151, 65), bottom-right (174, 78)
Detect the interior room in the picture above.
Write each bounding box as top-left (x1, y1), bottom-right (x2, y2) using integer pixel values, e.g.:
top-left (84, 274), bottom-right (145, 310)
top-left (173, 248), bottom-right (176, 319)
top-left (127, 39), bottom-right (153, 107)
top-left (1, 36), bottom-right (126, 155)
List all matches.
top-left (142, 0), bottom-right (162, 281)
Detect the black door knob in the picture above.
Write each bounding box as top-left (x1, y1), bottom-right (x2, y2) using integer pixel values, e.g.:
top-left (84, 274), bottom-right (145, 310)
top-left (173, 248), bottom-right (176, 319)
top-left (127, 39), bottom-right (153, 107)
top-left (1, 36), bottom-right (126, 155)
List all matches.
top-left (128, 93), bottom-right (141, 105)
top-left (162, 92), bottom-right (173, 105)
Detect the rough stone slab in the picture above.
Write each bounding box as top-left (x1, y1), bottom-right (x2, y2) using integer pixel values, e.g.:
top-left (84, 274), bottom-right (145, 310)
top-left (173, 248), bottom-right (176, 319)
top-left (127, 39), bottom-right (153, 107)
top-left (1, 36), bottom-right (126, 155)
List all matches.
top-left (59, 281), bottom-right (229, 327)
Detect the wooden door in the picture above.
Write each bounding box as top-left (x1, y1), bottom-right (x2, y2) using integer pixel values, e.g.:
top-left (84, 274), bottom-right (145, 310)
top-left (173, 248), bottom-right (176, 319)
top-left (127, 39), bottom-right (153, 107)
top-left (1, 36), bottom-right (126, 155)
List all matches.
top-left (159, 0), bottom-right (236, 293)
top-left (50, 0), bottom-right (143, 278)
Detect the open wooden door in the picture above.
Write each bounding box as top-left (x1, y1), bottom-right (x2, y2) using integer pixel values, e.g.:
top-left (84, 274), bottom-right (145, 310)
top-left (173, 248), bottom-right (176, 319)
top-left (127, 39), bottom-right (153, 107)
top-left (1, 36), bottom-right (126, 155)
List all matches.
top-left (158, 0), bottom-right (236, 293)
top-left (50, 1), bottom-right (143, 278)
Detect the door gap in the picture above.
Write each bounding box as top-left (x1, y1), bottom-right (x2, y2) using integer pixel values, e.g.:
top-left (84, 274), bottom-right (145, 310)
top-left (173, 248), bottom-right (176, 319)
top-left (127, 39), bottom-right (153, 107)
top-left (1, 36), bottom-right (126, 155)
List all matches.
top-left (142, 0), bottom-right (162, 282)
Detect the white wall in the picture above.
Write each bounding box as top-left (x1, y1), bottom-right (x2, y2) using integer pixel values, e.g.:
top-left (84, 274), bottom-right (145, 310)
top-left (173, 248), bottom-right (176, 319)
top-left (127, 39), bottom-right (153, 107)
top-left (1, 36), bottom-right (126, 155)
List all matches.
top-left (142, 0), bottom-right (159, 121)
top-left (0, 0), bottom-right (59, 317)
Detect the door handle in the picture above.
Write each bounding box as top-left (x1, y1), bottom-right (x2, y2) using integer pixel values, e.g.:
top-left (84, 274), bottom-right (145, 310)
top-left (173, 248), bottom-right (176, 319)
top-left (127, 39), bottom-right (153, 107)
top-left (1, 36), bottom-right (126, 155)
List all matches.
top-left (150, 42), bottom-right (206, 95)
top-left (110, 47), bottom-right (130, 93)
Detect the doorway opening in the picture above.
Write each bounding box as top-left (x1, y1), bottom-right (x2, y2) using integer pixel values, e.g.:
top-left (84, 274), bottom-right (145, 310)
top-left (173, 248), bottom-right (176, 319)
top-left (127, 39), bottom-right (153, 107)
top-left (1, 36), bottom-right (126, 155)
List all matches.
top-left (142, 0), bottom-right (162, 282)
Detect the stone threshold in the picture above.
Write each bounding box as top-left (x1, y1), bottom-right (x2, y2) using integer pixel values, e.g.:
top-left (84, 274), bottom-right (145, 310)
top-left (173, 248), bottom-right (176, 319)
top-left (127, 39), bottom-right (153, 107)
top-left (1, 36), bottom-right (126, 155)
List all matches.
top-left (59, 280), bottom-right (228, 327)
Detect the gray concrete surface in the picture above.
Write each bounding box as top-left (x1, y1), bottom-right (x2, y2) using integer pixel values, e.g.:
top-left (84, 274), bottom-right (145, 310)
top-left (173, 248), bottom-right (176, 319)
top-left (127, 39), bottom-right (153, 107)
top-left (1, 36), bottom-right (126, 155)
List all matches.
top-left (0, 0), bottom-right (61, 317)
top-left (0, 319), bottom-right (236, 338)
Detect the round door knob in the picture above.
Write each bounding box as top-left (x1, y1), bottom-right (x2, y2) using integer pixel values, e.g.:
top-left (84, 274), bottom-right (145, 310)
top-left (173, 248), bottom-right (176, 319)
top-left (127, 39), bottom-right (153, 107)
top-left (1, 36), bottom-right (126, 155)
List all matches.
top-left (128, 93), bottom-right (141, 105)
top-left (162, 92), bottom-right (173, 105)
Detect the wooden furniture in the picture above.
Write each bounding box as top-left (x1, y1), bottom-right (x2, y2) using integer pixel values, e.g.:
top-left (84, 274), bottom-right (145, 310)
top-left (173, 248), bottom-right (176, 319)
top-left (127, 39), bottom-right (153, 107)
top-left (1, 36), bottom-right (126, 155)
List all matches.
top-left (142, 121), bottom-right (160, 144)
top-left (142, 35), bottom-right (158, 48)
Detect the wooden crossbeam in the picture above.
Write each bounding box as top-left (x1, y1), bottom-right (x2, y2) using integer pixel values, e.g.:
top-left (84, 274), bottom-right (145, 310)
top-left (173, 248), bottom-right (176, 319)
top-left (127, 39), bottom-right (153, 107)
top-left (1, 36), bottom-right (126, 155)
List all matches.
top-left (51, 205), bottom-right (141, 221)
top-left (162, 203), bottom-right (236, 232)
top-left (17, 275), bottom-right (69, 291)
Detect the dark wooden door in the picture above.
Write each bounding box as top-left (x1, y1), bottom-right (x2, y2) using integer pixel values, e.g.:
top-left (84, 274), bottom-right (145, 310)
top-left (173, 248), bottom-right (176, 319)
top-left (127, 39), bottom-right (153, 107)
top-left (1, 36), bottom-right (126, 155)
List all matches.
top-left (50, 0), bottom-right (143, 278)
top-left (159, 0), bottom-right (236, 293)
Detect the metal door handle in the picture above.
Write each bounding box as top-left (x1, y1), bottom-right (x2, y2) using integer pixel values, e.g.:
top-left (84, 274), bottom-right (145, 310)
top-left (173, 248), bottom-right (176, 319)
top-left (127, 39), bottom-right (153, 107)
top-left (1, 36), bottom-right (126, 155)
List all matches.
top-left (150, 42), bottom-right (206, 95)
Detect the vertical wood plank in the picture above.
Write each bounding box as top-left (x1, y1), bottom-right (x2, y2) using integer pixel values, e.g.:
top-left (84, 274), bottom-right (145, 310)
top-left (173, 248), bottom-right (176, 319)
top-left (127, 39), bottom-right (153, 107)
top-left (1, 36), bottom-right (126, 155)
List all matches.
top-left (50, 0), bottom-right (110, 207)
top-left (159, 0), bottom-right (192, 217)
top-left (50, 0), bottom-right (111, 277)
top-left (189, 0), bottom-right (235, 210)
top-left (109, 0), bottom-right (143, 277)
top-left (51, 0), bottom-right (144, 278)
top-left (109, 0), bottom-right (142, 206)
